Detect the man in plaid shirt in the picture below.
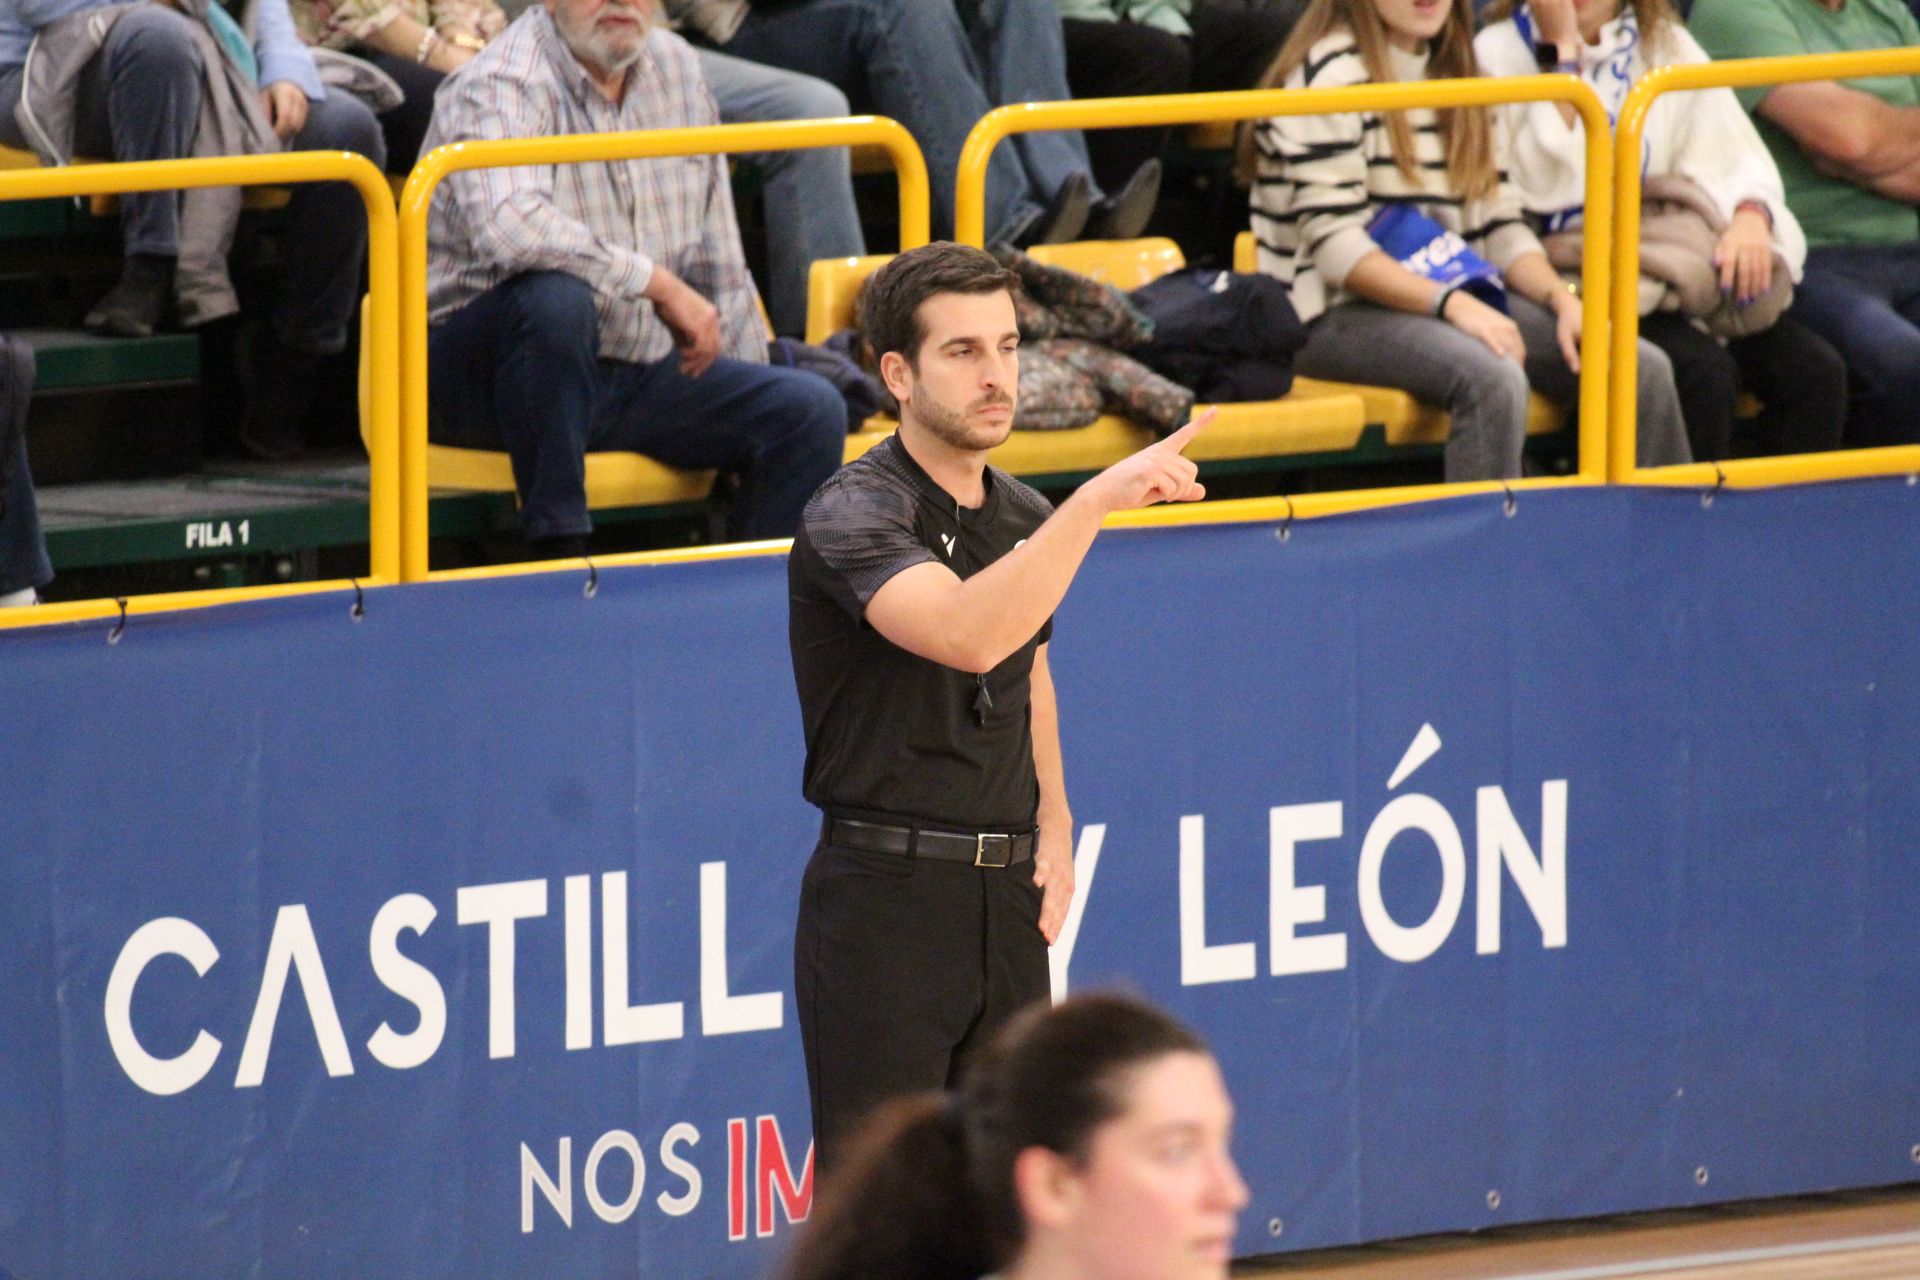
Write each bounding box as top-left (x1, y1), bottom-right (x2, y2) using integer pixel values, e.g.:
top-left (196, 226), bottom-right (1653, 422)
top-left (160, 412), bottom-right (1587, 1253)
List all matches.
top-left (422, 0), bottom-right (845, 555)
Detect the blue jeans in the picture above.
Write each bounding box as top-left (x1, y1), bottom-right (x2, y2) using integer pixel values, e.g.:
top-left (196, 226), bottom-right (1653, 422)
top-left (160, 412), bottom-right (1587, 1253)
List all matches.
top-left (0, 5), bottom-right (384, 355)
top-left (428, 272), bottom-right (846, 541)
top-left (1791, 242), bottom-right (1920, 448)
top-left (722, 0), bottom-right (1096, 243)
top-left (696, 48), bottom-right (866, 336)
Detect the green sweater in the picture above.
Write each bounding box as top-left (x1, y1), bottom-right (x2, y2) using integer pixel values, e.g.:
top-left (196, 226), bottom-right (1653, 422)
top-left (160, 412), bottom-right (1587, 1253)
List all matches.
top-left (1690, 0), bottom-right (1920, 246)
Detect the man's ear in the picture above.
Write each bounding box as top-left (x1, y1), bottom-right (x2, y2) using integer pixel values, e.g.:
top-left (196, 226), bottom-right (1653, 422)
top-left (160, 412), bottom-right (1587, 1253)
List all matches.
top-left (879, 349), bottom-right (914, 408)
top-left (1011, 1145), bottom-right (1081, 1234)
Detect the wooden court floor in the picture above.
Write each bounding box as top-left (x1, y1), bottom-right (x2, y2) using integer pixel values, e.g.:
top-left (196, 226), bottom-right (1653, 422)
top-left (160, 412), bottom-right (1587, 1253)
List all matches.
top-left (1238, 1185), bottom-right (1920, 1279)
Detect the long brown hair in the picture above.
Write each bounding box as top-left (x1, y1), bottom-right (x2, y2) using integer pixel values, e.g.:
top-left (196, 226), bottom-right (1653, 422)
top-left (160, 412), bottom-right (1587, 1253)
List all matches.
top-left (1239, 0), bottom-right (1497, 201)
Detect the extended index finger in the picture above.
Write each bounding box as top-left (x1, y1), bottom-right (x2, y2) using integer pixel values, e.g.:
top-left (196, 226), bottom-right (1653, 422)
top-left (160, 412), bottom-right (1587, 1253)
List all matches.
top-left (1158, 406), bottom-right (1218, 456)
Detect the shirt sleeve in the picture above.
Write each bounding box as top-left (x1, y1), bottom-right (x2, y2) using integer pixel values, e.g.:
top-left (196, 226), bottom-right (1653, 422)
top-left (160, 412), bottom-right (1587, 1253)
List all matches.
top-left (1663, 27), bottom-right (1807, 276)
top-left (1687, 0), bottom-right (1806, 113)
top-left (676, 72), bottom-right (767, 363)
top-left (436, 74), bottom-right (656, 305)
top-left (255, 0), bottom-right (328, 98)
top-left (802, 481), bottom-right (938, 623)
top-left (1258, 85), bottom-right (1378, 289)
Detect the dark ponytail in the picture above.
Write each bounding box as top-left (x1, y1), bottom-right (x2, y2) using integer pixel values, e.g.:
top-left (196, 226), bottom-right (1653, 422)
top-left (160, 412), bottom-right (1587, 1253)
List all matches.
top-left (777, 993), bottom-right (1208, 1280)
top-left (776, 1094), bottom-right (989, 1280)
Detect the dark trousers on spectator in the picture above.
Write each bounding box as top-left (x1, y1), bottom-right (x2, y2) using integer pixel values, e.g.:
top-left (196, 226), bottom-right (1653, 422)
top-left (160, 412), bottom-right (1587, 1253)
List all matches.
top-left (428, 271), bottom-right (846, 541)
top-left (793, 833), bottom-right (1049, 1171)
top-left (1061, 0), bottom-right (1302, 190)
top-left (0, 5), bottom-right (383, 356)
top-left (360, 49), bottom-right (442, 174)
top-left (1639, 312), bottom-right (1847, 462)
top-left (1790, 243), bottom-right (1920, 449)
top-left (0, 338), bottom-right (50, 597)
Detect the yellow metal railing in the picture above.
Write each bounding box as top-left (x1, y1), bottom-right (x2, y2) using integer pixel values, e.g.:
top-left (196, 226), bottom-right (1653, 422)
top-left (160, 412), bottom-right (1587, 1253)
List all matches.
top-left (398, 117), bottom-right (930, 580)
top-left (0, 149), bottom-right (399, 631)
top-left (1612, 48), bottom-right (1920, 485)
top-left (955, 80), bottom-right (1616, 524)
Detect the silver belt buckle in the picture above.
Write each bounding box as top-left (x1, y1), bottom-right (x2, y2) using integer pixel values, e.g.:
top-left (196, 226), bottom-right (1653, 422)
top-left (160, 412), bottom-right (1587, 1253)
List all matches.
top-left (974, 833), bottom-right (1012, 868)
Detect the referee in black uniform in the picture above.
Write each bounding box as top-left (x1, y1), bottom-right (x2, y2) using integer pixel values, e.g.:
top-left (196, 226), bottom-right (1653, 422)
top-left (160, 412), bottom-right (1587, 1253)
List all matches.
top-left (787, 242), bottom-right (1212, 1166)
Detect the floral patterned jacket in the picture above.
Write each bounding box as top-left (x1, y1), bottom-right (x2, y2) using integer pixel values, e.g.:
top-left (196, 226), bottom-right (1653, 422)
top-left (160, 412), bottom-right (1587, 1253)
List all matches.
top-left (291, 0), bottom-right (503, 50)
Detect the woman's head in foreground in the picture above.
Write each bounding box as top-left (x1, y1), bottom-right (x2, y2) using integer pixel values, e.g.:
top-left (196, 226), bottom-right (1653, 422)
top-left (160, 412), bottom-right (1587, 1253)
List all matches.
top-left (782, 993), bottom-right (1247, 1280)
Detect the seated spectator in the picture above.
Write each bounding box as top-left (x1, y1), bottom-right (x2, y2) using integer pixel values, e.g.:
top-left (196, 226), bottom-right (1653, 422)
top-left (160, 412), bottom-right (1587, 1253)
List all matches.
top-left (1691, 0), bottom-right (1920, 448)
top-left (0, 336), bottom-right (50, 609)
top-left (289, 0), bottom-right (506, 171)
top-left (422, 0), bottom-right (845, 557)
top-left (1245, 0), bottom-right (1689, 481)
top-left (1478, 0), bottom-right (1847, 461)
top-left (671, 0), bottom-right (1162, 247)
top-left (0, 0), bottom-right (387, 460)
top-left (1058, 0), bottom-right (1304, 193)
top-left (491, 0), bottom-right (868, 335)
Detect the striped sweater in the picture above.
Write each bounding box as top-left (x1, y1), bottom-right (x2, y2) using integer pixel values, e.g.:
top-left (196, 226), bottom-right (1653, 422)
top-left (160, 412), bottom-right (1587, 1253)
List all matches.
top-left (1249, 32), bottom-right (1543, 324)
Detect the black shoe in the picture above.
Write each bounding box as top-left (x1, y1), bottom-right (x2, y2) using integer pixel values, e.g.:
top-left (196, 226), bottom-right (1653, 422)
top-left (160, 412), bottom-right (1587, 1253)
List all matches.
top-left (83, 253), bottom-right (174, 338)
top-left (1086, 159), bottom-right (1162, 241)
top-left (236, 326), bottom-right (320, 461)
top-left (1007, 172), bottom-right (1092, 249)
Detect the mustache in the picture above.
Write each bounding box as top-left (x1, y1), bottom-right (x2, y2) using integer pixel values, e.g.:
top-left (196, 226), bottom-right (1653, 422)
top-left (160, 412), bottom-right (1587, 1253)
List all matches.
top-left (970, 393), bottom-right (1013, 411)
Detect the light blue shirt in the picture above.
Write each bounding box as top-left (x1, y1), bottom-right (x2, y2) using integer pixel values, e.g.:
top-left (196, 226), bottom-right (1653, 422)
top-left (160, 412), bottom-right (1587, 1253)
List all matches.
top-left (0, 0), bottom-right (324, 99)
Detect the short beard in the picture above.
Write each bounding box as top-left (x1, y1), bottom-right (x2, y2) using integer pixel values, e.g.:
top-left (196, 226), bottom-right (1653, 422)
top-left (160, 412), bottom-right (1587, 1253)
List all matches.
top-left (904, 377), bottom-right (1015, 453)
top-left (555, 7), bottom-right (648, 75)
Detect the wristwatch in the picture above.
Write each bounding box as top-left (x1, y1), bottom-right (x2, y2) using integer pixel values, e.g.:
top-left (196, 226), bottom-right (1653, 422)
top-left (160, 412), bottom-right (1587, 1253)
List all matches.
top-left (444, 30), bottom-right (486, 52)
top-left (1533, 40), bottom-right (1579, 74)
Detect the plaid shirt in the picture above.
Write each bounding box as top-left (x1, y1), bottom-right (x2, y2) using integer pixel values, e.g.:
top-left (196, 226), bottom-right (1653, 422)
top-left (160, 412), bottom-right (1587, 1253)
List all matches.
top-left (422, 9), bottom-right (764, 366)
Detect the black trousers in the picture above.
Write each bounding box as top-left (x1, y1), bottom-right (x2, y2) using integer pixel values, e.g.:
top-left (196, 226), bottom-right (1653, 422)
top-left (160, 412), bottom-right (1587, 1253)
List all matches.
top-left (1639, 312), bottom-right (1847, 462)
top-left (793, 835), bottom-right (1050, 1171)
top-left (360, 49), bottom-right (446, 174)
top-left (1062, 0), bottom-right (1302, 189)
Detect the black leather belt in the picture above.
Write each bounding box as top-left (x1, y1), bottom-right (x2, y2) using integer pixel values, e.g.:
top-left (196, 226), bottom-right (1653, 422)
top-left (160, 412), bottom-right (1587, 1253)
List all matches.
top-left (826, 817), bottom-right (1035, 868)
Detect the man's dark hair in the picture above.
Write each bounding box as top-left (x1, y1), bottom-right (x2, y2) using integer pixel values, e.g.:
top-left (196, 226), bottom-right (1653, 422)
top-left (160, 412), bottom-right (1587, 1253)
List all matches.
top-left (858, 242), bottom-right (1019, 369)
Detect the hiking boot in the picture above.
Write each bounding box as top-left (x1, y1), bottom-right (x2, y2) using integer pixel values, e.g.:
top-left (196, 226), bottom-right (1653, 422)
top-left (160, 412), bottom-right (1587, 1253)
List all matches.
top-left (83, 253), bottom-right (175, 338)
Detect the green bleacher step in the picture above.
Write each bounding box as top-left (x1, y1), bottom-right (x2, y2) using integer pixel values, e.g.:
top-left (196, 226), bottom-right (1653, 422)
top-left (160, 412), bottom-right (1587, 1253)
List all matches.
top-left (18, 328), bottom-right (199, 390)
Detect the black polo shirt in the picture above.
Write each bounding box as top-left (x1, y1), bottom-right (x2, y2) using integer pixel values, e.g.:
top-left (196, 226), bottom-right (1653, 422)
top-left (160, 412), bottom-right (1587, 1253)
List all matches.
top-left (789, 434), bottom-right (1055, 831)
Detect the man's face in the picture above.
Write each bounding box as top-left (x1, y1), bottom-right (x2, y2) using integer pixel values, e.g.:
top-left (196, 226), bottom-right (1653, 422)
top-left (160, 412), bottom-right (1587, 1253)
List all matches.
top-left (886, 290), bottom-right (1020, 453)
top-left (547, 0), bottom-right (651, 75)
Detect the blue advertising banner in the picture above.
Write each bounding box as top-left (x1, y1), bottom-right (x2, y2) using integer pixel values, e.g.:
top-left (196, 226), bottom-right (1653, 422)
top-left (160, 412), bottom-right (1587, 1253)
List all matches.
top-left (3, 480), bottom-right (1918, 1279)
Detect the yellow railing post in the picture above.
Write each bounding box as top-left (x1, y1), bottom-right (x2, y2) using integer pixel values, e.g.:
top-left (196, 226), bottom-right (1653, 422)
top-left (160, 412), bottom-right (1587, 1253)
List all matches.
top-left (956, 80), bottom-right (1614, 484)
top-left (396, 117), bottom-right (928, 582)
top-left (0, 149), bottom-right (400, 630)
top-left (1612, 49), bottom-right (1920, 486)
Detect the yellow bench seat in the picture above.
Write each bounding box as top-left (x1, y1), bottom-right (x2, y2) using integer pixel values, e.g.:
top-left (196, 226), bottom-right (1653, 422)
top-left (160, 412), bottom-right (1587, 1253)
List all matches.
top-left (420, 432), bottom-right (883, 509)
top-left (810, 240), bottom-right (1370, 479)
top-left (842, 387), bottom-right (1368, 478)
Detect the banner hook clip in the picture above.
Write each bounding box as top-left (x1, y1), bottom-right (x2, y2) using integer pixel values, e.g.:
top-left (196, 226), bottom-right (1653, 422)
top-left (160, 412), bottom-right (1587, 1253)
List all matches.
top-left (1702, 462), bottom-right (1726, 509)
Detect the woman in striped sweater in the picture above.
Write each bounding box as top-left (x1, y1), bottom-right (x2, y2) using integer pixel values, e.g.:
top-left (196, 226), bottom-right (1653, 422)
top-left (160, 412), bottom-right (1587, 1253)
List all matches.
top-left (1243, 0), bottom-right (1690, 481)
